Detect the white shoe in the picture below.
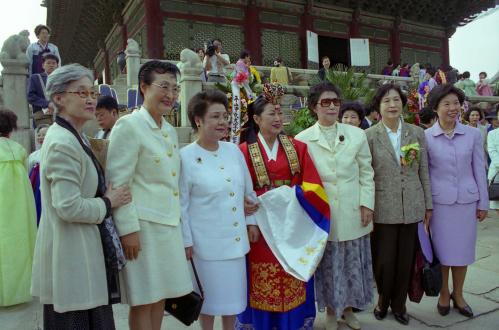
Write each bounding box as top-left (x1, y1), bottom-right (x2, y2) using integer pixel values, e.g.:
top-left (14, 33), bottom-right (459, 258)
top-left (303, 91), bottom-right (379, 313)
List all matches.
top-left (343, 310), bottom-right (361, 330)
top-left (325, 313), bottom-right (338, 330)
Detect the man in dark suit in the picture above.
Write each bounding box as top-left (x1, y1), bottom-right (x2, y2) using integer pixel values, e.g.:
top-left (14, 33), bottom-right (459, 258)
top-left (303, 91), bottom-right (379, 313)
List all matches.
top-left (27, 53), bottom-right (59, 127)
top-left (318, 56), bottom-right (331, 81)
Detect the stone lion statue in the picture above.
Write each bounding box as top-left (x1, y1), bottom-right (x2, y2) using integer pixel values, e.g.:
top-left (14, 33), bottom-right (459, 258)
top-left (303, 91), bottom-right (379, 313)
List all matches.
top-left (125, 38), bottom-right (140, 56)
top-left (180, 48), bottom-right (203, 70)
top-left (0, 30), bottom-right (30, 61)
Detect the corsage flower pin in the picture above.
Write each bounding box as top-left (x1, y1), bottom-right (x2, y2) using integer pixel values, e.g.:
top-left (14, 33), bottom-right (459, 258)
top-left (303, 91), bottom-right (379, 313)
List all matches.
top-left (401, 143), bottom-right (420, 167)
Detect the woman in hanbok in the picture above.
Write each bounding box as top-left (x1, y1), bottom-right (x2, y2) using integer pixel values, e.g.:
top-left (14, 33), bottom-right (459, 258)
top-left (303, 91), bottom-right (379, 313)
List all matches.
top-left (26, 24), bottom-right (61, 75)
top-left (454, 71), bottom-right (477, 97)
top-left (236, 84), bottom-right (325, 330)
top-left (0, 109), bottom-right (37, 307)
top-left (180, 90), bottom-right (259, 330)
top-left (476, 71), bottom-right (494, 96)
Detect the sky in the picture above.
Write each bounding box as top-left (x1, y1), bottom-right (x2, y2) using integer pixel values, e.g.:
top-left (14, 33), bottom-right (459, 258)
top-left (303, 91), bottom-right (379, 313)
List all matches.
top-left (0, 0), bottom-right (497, 81)
top-left (449, 5), bottom-right (499, 81)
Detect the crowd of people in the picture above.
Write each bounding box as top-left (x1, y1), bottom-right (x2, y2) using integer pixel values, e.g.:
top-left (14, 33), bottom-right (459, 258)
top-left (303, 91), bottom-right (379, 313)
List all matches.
top-left (378, 60), bottom-right (497, 97)
top-left (1, 25), bottom-right (499, 330)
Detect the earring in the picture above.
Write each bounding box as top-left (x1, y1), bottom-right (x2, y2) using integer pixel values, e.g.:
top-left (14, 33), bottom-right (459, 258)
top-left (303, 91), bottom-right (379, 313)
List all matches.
top-left (197, 123), bottom-right (201, 128)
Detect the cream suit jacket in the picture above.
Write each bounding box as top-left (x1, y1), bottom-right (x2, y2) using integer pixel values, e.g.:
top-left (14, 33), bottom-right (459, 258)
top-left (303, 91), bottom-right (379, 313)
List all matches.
top-left (296, 122), bottom-right (375, 241)
top-left (106, 107), bottom-right (181, 236)
top-left (31, 123), bottom-right (108, 312)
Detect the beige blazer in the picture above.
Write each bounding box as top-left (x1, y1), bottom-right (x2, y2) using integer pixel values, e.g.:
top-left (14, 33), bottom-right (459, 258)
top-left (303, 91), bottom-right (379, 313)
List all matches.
top-left (296, 122), bottom-right (375, 241)
top-left (31, 123), bottom-right (108, 312)
top-left (366, 122), bottom-right (432, 224)
top-left (106, 107), bottom-right (181, 236)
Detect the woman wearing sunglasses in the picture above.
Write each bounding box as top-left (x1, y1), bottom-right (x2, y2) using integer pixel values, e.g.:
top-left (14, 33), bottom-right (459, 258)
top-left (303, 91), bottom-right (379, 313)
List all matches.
top-left (296, 82), bottom-right (375, 330)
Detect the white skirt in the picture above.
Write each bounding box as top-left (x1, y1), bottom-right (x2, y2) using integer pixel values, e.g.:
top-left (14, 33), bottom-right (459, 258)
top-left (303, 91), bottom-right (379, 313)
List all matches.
top-left (192, 255), bottom-right (247, 316)
top-left (119, 220), bottom-right (193, 306)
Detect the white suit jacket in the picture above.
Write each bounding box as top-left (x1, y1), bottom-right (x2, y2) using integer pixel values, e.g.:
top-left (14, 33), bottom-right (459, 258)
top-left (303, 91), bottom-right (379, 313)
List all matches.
top-left (31, 123), bottom-right (108, 312)
top-left (106, 107), bottom-right (181, 236)
top-left (296, 122), bottom-right (375, 241)
top-left (180, 142), bottom-right (256, 261)
top-left (488, 128), bottom-right (499, 181)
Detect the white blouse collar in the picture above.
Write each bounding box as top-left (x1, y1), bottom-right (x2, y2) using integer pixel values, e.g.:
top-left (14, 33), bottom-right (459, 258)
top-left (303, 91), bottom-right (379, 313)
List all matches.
top-left (258, 132), bottom-right (279, 161)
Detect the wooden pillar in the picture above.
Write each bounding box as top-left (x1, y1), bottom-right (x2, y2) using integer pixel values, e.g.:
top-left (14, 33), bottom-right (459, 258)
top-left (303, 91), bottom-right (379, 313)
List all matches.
top-left (349, 7), bottom-right (360, 38)
top-left (144, 0), bottom-right (163, 58)
top-left (390, 16), bottom-right (401, 65)
top-left (120, 21), bottom-right (128, 51)
top-left (300, 0), bottom-right (314, 68)
top-left (244, 1), bottom-right (262, 65)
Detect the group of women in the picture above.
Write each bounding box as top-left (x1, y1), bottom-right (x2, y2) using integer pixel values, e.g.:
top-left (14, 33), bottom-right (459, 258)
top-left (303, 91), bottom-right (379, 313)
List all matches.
top-left (12, 59), bottom-right (487, 330)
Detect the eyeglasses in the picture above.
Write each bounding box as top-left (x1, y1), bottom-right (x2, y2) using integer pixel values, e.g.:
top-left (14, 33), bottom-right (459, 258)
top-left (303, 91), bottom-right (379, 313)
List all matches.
top-left (151, 83), bottom-right (180, 95)
top-left (65, 90), bottom-right (101, 99)
top-left (318, 98), bottom-right (341, 107)
top-left (209, 113), bottom-right (231, 122)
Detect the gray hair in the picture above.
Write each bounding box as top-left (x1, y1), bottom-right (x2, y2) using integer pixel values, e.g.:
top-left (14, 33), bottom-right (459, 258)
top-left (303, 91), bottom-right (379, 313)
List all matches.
top-left (46, 63), bottom-right (94, 113)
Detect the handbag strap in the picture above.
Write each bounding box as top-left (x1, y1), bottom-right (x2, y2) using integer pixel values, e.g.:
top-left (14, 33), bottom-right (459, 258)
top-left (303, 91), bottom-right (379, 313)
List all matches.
top-left (427, 231), bottom-right (441, 265)
top-left (190, 259), bottom-right (204, 298)
top-left (490, 172), bottom-right (499, 185)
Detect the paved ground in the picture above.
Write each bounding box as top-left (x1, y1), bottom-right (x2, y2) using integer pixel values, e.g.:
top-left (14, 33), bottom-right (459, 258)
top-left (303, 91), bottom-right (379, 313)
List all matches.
top-left (2, 214), bottom-right (499, 330)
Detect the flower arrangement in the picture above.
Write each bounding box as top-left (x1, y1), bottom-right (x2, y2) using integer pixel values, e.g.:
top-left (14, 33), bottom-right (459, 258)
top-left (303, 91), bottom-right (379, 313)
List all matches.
top-left (400, 143), bottom-right (420, 167)
top-left (404, 89), bottom-right (421, 125)
top-left (215, 76), bottom-right (261, 143)
top-left (234, 71), bottom-right (249, 85)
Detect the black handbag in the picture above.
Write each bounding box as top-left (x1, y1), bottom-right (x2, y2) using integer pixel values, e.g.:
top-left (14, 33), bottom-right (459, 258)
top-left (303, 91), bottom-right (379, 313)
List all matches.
top-left (422, 234), bottom-right (442, 296)
top-left (488, 173), bottom-right (499, 201)
top-left (164, 259), bottom-right (204, 326)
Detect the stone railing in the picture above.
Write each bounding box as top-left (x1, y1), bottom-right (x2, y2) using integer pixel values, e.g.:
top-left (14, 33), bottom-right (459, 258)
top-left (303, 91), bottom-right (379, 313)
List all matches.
top-left (122, 40), bottom-right (499, 128)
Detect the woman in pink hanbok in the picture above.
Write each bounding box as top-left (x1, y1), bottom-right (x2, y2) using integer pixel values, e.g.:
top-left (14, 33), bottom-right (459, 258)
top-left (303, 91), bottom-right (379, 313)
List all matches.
top-left (476, 72), bottom-right (494, 96)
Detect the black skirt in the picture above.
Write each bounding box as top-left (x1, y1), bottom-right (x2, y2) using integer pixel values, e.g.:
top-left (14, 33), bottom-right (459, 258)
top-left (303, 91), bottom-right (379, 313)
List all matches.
top-left (43, 304), bottom-right (115, 330)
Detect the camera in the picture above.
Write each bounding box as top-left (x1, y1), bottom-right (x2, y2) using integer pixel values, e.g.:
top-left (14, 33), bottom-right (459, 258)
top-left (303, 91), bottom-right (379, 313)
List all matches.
top-left (206, 41), bottom-right (217, 57)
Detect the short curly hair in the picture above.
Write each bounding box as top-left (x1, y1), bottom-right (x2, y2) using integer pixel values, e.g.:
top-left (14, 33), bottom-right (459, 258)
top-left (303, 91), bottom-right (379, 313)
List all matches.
top-left (307, 81), bottom-right (342, 119)
top-left (138, 60), bottom-right (180, 98)
top-left (464, 107), bottom-right (484, 122)
top-left (339, 101), bottom-right (365, 123)
top-left (428, 84), bottom-right (465, 111)
top-left (0, 108), bottom-right (18, 137)
top-left (370, 82), bottom-right (407, 114)
top-left (187, 90), bottom-right (228, 131)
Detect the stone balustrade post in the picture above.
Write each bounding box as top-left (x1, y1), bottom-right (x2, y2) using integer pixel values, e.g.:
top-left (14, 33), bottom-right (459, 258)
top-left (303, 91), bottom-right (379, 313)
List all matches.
top-left (1, 58), bottom-right (31, 152)
top-left (125, 38), bottom-right (141, 88)
top-left (179, 48), bottom-right (203, 127)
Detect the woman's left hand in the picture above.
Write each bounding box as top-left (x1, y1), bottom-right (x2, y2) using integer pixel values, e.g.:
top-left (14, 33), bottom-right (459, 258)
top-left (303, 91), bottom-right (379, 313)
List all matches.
top-left (247, 225), bottom-right (260, 243)
top-left (477, 209), bottom-right (488, 222)
top-left (244, 196), bottom-right (259, 216)
top-left (360, 206), bottom-right (373, 227)
top-left (424, 209), bottom-right (432, 233)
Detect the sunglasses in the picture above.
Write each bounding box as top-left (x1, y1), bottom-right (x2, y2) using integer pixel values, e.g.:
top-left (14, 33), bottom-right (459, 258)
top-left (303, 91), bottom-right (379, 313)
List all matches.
top-left (318, 98), bottom-right (341, 107)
